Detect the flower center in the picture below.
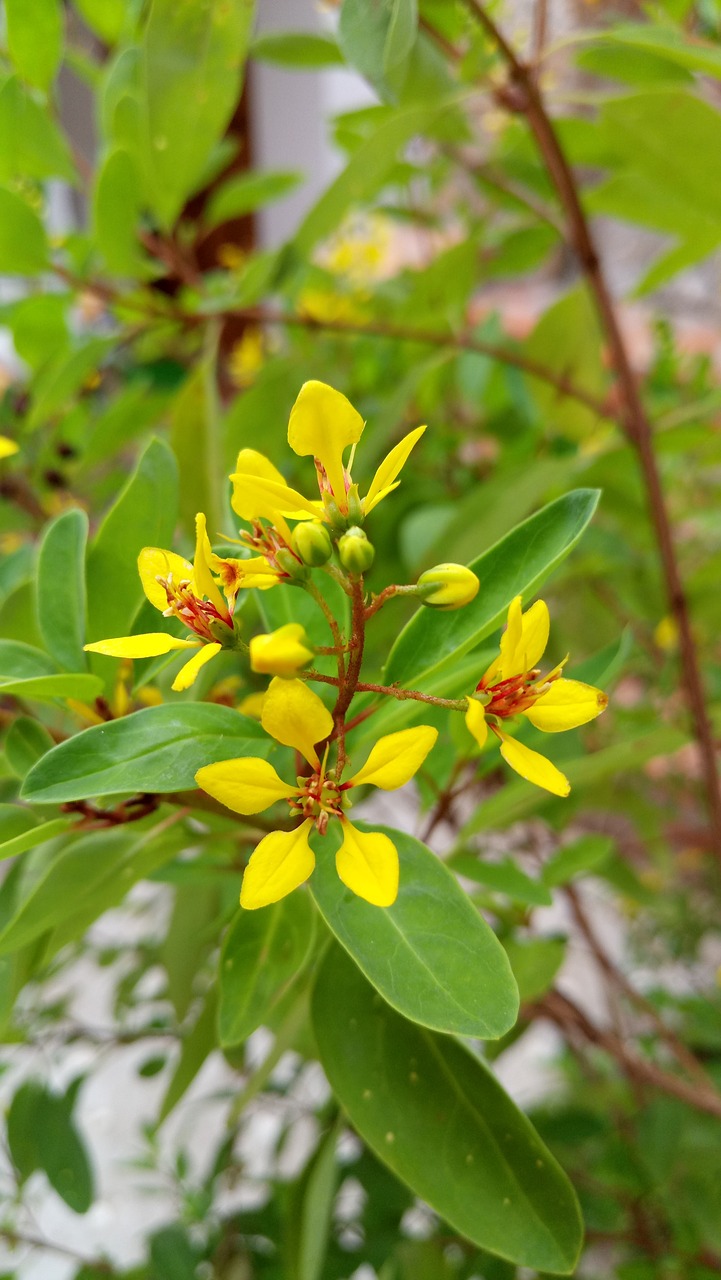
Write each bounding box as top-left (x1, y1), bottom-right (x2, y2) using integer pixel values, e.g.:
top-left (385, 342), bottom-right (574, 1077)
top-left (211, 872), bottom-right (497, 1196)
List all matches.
top-left (289, 769), bottom-right (344, 834)
top-left (479, 667), bottom-right (559, 719)
top-left (158, 575), bottom-right (233, 643)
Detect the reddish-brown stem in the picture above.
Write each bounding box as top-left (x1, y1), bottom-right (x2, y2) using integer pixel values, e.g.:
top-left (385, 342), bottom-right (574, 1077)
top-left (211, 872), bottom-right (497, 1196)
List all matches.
top-left (462, 0), bottom-right (721, 858)
top-left (304, 668), bottom-right (468, 712)
top-left (330, 578), bottom-right (366, 778)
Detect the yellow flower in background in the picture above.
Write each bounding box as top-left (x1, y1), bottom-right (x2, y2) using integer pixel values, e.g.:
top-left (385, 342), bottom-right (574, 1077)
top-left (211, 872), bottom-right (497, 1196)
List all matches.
top-left (230, 380), bottom-right (425, 528)
top-left (85, 513), bottom-right (245, 691)
top-left (0, 435), bottom-right (18, 459)
top-left (228, 327), bottom-right (264, 389)
top-left (249, 623), bottom-right (314, 678)
top-left (196, 677), bottom-right (437, 909)
top-left (464, 596), bottom-right (608, 796)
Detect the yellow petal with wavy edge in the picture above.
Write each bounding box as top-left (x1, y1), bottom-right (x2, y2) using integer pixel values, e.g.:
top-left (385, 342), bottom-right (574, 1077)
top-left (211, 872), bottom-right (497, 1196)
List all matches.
top-left (171, 641), bottom-right (222, 691)
top-left (138, 547), bottom-right (195, 611)
top-left (230, 472), bottom-right (321, 526)
top-left (196, 755), bottom-right (297, 814)
top-left (287, 380), bottom-right (364, 509)
top-left (193, 513), bottom-right (227, 615)
top-left (464, 697), bottom-right (488, 749)
top-left (261, 676), bottom-right (333, 768)
top-left (0, 435), bottom-right (18, 459)
top-left (250, 624), bottom-right (314, 678)
top-left (240, 819), bottom-right (316, 909)
top-left (85, 633), bottom-right (200, 658)
top-left (524, 678), bottom-right (608, 733)
top-left (497, 730), bottom-right (570, 797)
top-left (349, 725), bottom-right (437, 791)
top-left (336, 820), bottom-right (399, 907)
top-left (363, 425), bottom-right (426, 515)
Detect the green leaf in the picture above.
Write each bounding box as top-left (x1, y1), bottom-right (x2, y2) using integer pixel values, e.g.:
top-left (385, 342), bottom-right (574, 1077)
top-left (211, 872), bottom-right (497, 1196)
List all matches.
top-left (27, 337), bottom-right (114, 431)
top-left (92, 148), bottom-right (146, 275)
top-left (311, 826), bottom-right (518, 1039)
top-left (601, 23), bottom-right (721, 79)
top-left (0, 819), bottom-right (72, 863)
top-left (294, 99), bottom-right (460, 255)
top-left (447, 854), bottom-right (552, 907)
top-left (73, 0), bottom-right (127, 43)
top-left (85, 437), bottom-right (178, 642)
top-left (295, 1116), bottom-right (343, 1280)
top-left (205, 169), bottom-right (302, 226)
top-left (542, 835), bottom-right (615, 887)
top-left (0, 76), bottom-right (75, 182)
top-left (218, 893), bottom-right (316, 1048)
top-left (169, 361), bottom-right (220, 540)
top-left (0, 805), bottom-right (38, 842)
top-left (159, 986), bottom-right (218, 1122)
top-left (250, 31), bottom-right (344, 68)
top-left (7, 1080), bottom-right (94, 1213)
top-left (36, 508), bottom-right (88, 672)
top-left (339, 0), bottom-right (418, 98)
top-left (141, 0), bottom-right (256, 228)
top-left (384, 489), bottom-right (600, 691)
top-left (312, 946), bottom-right (583, 1273)
top-left (0, 188), bottom-right (48, 275)
top-left (9, 294), bottom-right (69, 370)
top-left (4, 717), bottom-right (55, 777)
top-left (0, 641), bottom-right (61, 680)
top-left (0, 674), bottom-right (102, 703)
top-left (5, 0), bottom-right (63, 91)
top-left (504, 937), bottom-right (566, 1004)
top-left (22, 703), bottom-right (268, 804)
top-left (524, 288), bottom-right (607, 439)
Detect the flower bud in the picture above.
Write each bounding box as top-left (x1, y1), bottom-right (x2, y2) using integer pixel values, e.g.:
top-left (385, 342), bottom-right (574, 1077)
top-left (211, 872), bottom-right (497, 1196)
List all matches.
top-left (338, 526), bottom-right (374, 575)
top-left (275, 548), bottom-right (309, 583)
top-left (416, 563), bottom-right (479, 610)
top-left (291, 521), bottom-right (333, 567)
top-left (249, 624), bottom-right (314, 678)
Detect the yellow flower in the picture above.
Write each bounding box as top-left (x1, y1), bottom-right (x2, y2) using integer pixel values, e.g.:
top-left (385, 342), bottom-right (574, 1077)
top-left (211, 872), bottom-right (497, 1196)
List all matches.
top-left (249, 624), bottom-right (314, 678)
top-left (417, 562), bottom-right (480, 610)
top-left (195, 677), bottom-right (437, 909)
top-left (85, 513), bottom-right (245, 692)
top-left (464, 595), bottom-right (608, 797)
top-left (230, 381), bottom-right (425, 529)
top-left (228, 328), bottom-right (264, 389)
top-left (0, 435), bottom-right (18, 459)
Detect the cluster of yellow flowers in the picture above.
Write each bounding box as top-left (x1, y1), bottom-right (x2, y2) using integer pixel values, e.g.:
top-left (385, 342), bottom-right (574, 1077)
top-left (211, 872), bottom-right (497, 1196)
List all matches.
top-left (85, 381), bottom-right (607, 909)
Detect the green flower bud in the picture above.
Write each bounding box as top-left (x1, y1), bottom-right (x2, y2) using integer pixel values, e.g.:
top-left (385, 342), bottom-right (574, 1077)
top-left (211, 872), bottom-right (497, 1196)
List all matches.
top-left (338, 526), bottom-right (375, 575)
top-left (291, 521), bottom-right (333, 566)
top-left (417, 563), bottom-right (479, 610)
top-left (275, 549), bottom-right (309, 584)
top-left (346, 484), bottom-right (364, 527)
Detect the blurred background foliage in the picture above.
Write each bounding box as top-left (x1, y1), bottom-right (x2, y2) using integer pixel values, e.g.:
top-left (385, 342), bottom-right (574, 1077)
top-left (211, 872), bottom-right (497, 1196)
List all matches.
top-left (1, 0), bottom-right (721, 1277)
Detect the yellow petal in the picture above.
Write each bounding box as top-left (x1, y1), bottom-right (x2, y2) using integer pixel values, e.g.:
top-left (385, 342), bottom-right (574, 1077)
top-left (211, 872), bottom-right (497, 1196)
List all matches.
top-left (195, 756), bottom-right (297, 814)
top-left (349, 725), bottom-right (437, 790)
top-left (193, 513), bottom-right (227, 615)
top-left (230, 449), bottom-right (294, 539)
top-left (335, 820), bottom-right (399, 907)
top-left (171, 641), bottom-right (222, 691)
top-left (138, 547), bottom-right (195, 611)
top-left (230, 472), bottom-right (320, 524)
top-left (215, 555), bottom-right (281, 601)
top-left (84, 633), bottom-right (200, 658)
top-left (261, 676), bottom-right (333, 768)
top-left (240, 819), bottom-right (316, 909)
top-left (464, 698), bottom-right (488, 749)
top-left (524, 678), bottom-right (608, 733)
top-left (0, 435), bottom-right (19, 459)
top-left (287, 380), bottom-right (364, 509)
top-left (505, 599), bottom-right (550, 674)
top-left (497, 730), bottom-right (570, 797)
top-left (363, 425), bottom-right (426, 515)
top-left (238, 691), bottom-right (267, 719)
top-left (250, 624), bottom-right (314, 678)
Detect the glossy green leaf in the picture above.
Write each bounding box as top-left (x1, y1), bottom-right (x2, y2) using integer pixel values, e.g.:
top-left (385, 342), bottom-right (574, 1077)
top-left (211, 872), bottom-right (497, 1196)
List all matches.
top-left (542, 835), bottom-right (615, 887)
top-left (251, 31), bottom-right (344, 68)
top-left (9, 294), bottom-right (69, 369)
top-left (0, 640), bottom-right (74, 680)
top-left (0, 805), bottom-right (38, 842)
top-left (0, 188), bottom-right (48, 275)
top-left (22, 703), bottom-right (268, 804)
top-left (5, 0), bottom-right (63, 91)
top-left (4, 717), bottom-right (55, 777)
top-left (311, 825), bottom-right (518, 1038)
top-left (0, 673), bottom-right (102, 702)
top-left (218, 892), bottom-right (316, 1048)
top-left (339, 0), bottom-right (418, 98)
top-left (0, 76), bottom-right (75, 182)
top-left (312, 946), bottom-right (583, 1273)
top-left (85, 437), bottom-right (178, 642)
top-left (384, 489), bottom-right (600, 690)
top-left (0, 819), bottom-right (72, 863)
top-left (600, 23), bottom-right (721, 78)
top-left (7, 1080), bottom-right (93, 1213)
top-left (36, 508), bottom-right (88, 672)
top-left (141, 0), bottom-right (256, 227)
top-left (92, 148), bottom-right (146, 275)
top-left (205, 169), bottom-right (302, 226)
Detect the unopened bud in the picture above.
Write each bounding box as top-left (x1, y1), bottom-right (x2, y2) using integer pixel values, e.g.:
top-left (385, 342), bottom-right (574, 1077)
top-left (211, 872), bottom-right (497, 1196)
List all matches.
top-left (249, 624), bottom-right (314, 678)
top-left (275, 548), bottom-right (309, 584)
top-left (346, 484), bottom-right (364, 527)
top-left (291, 521), bottom-right (333, 567)
top-left (338, 526), bottom-right (374, 575)
top-left (417, 563), bottom-right (479, 610)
